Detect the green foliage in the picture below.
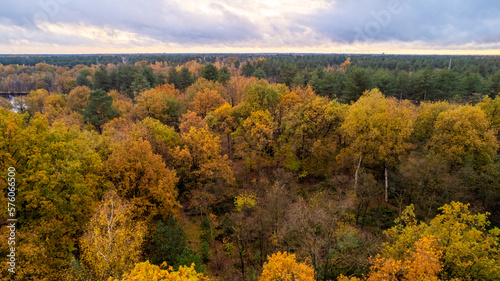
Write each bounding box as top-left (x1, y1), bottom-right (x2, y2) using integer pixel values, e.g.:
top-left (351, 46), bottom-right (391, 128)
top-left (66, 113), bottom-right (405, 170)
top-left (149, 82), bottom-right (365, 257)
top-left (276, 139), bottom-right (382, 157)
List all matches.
top-left (279, 64), bottom-right (299, 86)
top-left (77, 69), bottom-right (92, 87)
top-left (149, 217), bottom-right (201, 270)
top-left (201, 64), bottom-right (219, 81)
top-left (115, 65), bottom-right (139, 98)
top-left (241, 61), bottom-right (255, 77)
top-left (343, 67), bottom-right (372, 102)
top-left (93, 65), bottom-right (110, 91)
top-left (200, 216), bottom-right (211, 241)
top-left (218, 66), bottom-right (231, 84)
top-left (142, 65), bottom-right (158, 88)
top-left (411, 67), bottom-right (435, 101)
top-left (252, 67), bottom-right (266, 79)
top-left (242, 79), bottom-right (280, 113)
top-left (130, 72), bottom-right (151, 96)
top-left (201, 240), bottom-right (211, 263)
top-left (168, 66), bottom-right (195, 90)
top-left (83, 89), bottom-right (119, 132)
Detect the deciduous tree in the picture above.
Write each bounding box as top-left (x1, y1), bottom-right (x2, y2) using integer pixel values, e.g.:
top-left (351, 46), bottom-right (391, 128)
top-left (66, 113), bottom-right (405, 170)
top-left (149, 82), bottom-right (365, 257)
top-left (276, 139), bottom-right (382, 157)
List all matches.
top-left (190, 88), bottom-right (225, 118)
top-left (135, 84), bottom-right (180, 123)
top-left (427, 105), bottom-right (498, 168)
top-left (233, 110), bottom-right (276, 174)
top-left (80, 190), bottom-right (146, 280)
top-left (105, 135), bottom-right (179, 223)
top-left (172, 127), bottom-right (234, 212)
top-left (260, 251), bottom-right (315, 281)
top-left (111, 261), bottom-right (210, 281)
top-left (340, 89), bottom-right (416, 201)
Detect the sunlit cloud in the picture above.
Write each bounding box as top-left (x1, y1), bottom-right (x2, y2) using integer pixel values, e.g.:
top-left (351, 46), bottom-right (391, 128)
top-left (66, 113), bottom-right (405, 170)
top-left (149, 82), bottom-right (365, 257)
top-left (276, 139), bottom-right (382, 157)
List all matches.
top-left (0, 0), bottom-right (499, 54)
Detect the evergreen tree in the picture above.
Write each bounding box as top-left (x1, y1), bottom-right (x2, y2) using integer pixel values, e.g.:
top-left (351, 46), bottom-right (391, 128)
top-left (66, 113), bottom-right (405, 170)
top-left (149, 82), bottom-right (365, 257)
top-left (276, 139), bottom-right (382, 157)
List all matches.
top-left (83, 89), bottom-right (119, 132)
top-left (130, 72), bottom-right (151, 97)
top-left (240, 61), bottom-right (255, 77)
top-left (201, 64), bottom-right (218, 81)
top-left (218, 66), bottom-right (231, 84)
top-left (93, 65), bottom-right (110, 92)
top-left (77, 69), bottom-right (92, 87)
top-left (252, 67), bottom-right (266, 79)
top-left (142, 66), bottom-right (158, 88)
top-left (148, 217), bottom-right (202, 271)
top-left (343, 67), bottom-right (372, 103)
top-left (177, 67), bottom-right (194, 90)
top-left (279, 63), bottom-right (298, 86)
top-left (167, 67), bottom-right (179, 87)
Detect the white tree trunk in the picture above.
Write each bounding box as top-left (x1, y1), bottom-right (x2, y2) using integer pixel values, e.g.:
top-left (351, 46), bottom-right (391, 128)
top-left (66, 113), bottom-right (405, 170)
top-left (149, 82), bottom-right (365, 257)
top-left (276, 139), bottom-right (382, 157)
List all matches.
top-left (385, 166), bottom-right (388, 203)
top-left (354, 154), bottom-right (363, 190)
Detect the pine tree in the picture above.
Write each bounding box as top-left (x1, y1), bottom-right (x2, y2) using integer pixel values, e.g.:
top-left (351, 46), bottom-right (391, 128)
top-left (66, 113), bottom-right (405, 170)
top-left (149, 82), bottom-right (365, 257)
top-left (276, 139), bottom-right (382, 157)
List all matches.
top-left (83, 89), bottom-right (119, 132)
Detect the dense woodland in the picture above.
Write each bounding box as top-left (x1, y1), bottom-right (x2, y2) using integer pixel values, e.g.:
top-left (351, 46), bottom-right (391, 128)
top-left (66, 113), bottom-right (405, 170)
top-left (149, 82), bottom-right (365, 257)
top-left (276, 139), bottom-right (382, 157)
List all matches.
top-left (1, 54), bottom-right (500, 280)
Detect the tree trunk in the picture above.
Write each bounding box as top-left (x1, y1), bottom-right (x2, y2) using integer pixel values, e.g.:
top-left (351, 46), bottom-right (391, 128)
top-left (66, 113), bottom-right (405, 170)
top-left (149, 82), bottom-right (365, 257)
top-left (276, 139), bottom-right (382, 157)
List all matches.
top-left (238, 239), bottom-right (245, 280)
top-left (384, 165), bottom-right (388, 203)
top-left (227, 133), bottom-right (231, 157)
top-left (354, 154), bottom-right (363, 190)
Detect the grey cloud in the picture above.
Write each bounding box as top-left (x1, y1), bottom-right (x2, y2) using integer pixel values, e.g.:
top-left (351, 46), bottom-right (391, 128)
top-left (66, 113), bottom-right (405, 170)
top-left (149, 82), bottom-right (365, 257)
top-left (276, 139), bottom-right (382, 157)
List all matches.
top-left (0, 0), bottom-right (261, 45)
top-left (305, 0), bottom-right (500, 46)
top-left (1, 0), bottom-right (500, 50)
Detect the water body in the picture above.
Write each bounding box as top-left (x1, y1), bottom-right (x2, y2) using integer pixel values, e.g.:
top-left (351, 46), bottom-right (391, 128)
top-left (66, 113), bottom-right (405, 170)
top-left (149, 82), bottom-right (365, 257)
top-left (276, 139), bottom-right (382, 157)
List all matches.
top-left (0, 93), bottom-right (28, 112)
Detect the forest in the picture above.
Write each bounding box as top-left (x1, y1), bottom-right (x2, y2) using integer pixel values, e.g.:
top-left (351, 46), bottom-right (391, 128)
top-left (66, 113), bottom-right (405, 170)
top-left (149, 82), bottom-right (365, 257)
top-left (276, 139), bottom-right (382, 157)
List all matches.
top-left (0, 54), bottom-right (500, 281)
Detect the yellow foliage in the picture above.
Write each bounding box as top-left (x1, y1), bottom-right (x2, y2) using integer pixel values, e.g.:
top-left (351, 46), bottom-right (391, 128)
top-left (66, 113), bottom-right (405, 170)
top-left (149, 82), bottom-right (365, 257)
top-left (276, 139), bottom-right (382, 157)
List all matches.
top-left (428, 105), bottom-right (498, 167)
top-left (234, 192), bottom-right (257, 212)
top-left (340, 57), bottom-right (352, 71)
top-left (110, 261), bottom-right (210, 281)
top-left (413, 101), bottom-right (454, 143)
top-left (260, 251), bottom-right (315, 281)
top-left (135, 84), bottom-right (179, 123)
top-left (207, 102), bottom-right (237, 136)
top-left (25, 88), bottom-right (49, 115)
top-left (383, 202), bottom-right (500, 280)
top-left (183, 60), bottom-right (203, 76)
top-left (67, 85), bottom-right (91, 112)
top-left (233, 109), bottom-right (276, 171)
top-left (43, 94), bottom-right (66, 123)
top-left (340, 89), bottom-right (416, 167)
top-left (0, 96), bottom-right (13, 110)
top-left (80, 190), bottom-right (146, 280)
top-left (478, 95), bottom-right (500, 137)
top-left (109, 89), bottom-right (134, 119)
top-left (339, 236), bottom-right (442, 281)
top-left (223, 76), bottom-right (257, 106)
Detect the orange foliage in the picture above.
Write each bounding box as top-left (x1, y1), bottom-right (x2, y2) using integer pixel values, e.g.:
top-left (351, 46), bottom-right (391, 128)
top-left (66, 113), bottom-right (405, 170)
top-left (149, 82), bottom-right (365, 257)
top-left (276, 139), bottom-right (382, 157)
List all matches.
top-left (190, 88), bottom-right (226, 118)
top-left (105, 135), bottom-right (180, 222)
top-left (179, 110), bottom-right (207, 134)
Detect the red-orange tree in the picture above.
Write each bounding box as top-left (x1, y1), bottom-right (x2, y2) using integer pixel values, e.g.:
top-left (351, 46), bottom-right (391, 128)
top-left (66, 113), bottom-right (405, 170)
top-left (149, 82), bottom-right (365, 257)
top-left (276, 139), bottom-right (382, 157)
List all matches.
top-left (105, 135), bottom-right (179, 223)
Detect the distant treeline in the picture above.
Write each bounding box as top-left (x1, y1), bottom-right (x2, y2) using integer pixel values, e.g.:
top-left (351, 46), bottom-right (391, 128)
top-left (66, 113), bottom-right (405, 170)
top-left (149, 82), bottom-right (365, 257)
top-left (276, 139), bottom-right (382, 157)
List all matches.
top-left (2, 53), bottom-right (500, 72)
top-left (1, 54), bottom-right (499, 105)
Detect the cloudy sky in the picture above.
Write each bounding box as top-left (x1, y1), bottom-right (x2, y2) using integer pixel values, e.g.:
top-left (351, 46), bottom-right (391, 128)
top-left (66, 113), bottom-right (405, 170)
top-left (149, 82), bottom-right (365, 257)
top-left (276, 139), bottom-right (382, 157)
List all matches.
top-left (1, 0), bottom-right (499, 54)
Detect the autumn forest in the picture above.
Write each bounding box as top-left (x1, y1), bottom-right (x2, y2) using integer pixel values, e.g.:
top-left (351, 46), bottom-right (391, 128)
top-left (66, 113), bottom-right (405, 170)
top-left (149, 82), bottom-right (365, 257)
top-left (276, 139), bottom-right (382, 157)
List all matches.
top-left (1, 54), bottom-right (500, 280)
